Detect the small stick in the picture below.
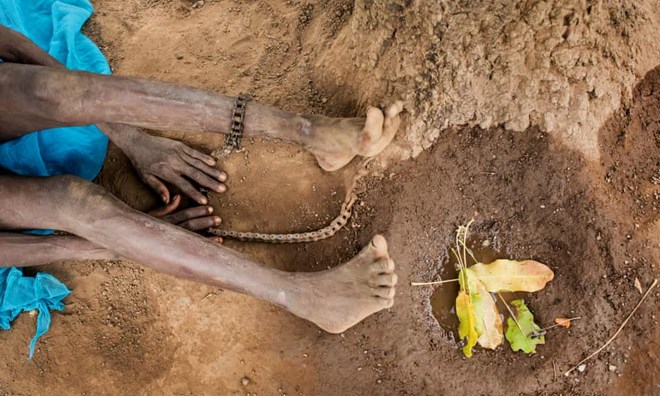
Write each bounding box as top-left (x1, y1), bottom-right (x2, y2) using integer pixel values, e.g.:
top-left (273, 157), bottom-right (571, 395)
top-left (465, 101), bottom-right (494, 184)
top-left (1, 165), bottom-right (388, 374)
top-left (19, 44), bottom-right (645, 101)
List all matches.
top-left (498, 292), bottom-right (526, 336)
top-left (564, 278), bottom-right (658, 376)
top-left (532, 317), bottom-right (582, 337)
top-left (410, 279), bottom-right (459, 286)
top-left (200, 292), bottom-right (216, 301)
top-left (552, 360), bottom-right (558, 381)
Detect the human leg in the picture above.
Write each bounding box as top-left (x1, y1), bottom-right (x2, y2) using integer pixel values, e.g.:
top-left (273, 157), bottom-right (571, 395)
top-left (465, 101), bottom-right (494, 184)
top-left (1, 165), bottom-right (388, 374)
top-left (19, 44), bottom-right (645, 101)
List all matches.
top-left (0, 63), bottom-right (402, 170)
top-left (0, 174), bottom-right (397, 332)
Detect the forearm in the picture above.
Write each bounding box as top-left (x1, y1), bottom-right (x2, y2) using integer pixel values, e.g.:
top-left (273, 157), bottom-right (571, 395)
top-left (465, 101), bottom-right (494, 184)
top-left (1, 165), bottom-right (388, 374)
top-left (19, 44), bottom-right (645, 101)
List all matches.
top-left (0, 232), bottom-right (117, 267)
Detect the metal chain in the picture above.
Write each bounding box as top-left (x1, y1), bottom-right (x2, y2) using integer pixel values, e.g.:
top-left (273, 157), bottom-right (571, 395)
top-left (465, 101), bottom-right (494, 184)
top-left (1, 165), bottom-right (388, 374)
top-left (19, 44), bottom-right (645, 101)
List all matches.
top-left (208, 159), bottom-right (372, 243)
top-left (211, 94), bottom-right (250, 159)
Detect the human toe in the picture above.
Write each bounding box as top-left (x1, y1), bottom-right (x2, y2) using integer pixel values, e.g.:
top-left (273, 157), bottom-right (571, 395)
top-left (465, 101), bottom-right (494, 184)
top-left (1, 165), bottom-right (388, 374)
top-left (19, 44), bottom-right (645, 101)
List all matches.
top-left (371, 273), bottom-right (398, 287)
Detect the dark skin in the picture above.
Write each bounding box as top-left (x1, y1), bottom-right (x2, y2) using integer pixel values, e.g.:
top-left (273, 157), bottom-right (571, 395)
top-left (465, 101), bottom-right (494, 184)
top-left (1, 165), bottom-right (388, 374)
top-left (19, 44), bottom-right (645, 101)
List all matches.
top-left (0, 25), bottom-right (402, 333)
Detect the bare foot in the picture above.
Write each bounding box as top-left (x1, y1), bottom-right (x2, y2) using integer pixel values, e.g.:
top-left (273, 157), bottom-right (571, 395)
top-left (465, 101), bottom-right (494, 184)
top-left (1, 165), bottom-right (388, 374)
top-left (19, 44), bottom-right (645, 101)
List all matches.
top-left (308, 101), bottom-right (404, 171)
top-left (285, 235), bottom-right (397, 333)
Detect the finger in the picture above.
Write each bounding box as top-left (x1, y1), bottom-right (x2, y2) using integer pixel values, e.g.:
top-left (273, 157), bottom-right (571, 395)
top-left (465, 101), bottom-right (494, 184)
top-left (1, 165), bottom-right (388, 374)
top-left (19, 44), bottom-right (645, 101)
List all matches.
top-left (148, 195), bottom-right (182, 217)
top-left (182, 167), bottom-right (227, 193)
top-left (183, 146), bottom-right (216, 166)
top-left (142, 173), bottom-right (170, 203)
top-left (166, 172), bottom-right (208, 204)
top-left (183, 155), bottom-right (228, 182)
top-left (210, 236), bottom-right (224, 244)
top-left (179, 216), bottom-right (222, 231)
top-left (162, 205), bottom-right (214, 224)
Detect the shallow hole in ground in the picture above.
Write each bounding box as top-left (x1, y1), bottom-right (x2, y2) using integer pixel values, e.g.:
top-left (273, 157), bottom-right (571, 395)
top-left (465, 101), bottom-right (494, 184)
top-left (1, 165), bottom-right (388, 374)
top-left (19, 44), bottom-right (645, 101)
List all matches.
top-left (429, 234), bottom-right (531, 343)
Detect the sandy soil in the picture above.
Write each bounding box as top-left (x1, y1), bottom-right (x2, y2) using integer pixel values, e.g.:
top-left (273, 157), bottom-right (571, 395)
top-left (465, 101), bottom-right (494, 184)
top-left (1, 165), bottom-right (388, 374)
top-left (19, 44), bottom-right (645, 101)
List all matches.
top-left (1, 0), bottom-right (658, 395)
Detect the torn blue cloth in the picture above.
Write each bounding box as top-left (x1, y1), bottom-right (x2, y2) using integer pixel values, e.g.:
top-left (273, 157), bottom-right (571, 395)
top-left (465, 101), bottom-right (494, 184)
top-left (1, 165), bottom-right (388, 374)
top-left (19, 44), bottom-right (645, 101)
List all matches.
top-left (0, 268), bottom-right (71, 358)
top-left (0, 0), bottom-right (110, 357)
top-left (0, 0), bottom-right (110, 186)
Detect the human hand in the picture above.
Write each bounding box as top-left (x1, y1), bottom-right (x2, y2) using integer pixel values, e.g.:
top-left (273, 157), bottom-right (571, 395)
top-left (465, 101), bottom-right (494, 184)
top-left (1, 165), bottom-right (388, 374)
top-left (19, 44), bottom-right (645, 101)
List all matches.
top-left (114, 127), bottom-right (226, 205)
top-left (149, 194), bottom-right (223, 242)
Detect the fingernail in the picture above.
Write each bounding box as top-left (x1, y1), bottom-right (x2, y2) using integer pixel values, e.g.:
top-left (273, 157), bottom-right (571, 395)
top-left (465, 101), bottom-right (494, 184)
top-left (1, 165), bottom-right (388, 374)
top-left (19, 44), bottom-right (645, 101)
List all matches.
top-left (200, 197), bottom-right (208, 205)
top-left (214, 217), bottom-right (221, 225)
top-left (207, 207), bottom-right (214, 214)
top-left (218, 185), bottom-right (226, 193)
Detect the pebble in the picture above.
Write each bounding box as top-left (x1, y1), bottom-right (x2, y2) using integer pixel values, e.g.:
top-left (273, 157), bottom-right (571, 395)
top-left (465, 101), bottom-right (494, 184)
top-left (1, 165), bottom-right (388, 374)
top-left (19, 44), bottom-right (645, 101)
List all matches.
top-left (241, 377), bottom-right (250, 386)
top-left (609, 364), bottom-right (617, 372)
top-left (175, 53), bottom-right (184, 60)
top-left (192, 0), bottom-right (204, 9)
top-left (577, 364), bottom-right (586, 373)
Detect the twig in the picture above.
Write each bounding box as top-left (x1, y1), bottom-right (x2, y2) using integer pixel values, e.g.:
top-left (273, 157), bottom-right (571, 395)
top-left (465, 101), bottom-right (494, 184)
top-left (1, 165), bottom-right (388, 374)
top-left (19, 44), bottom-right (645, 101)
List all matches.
top-left (410, 274), bottom-right (554, 287)
top-left (200, 292), bottom-right (217, 301)
top-left (410, 279), bottom-right (458, 286)
top-left (552, 360), bottom-right (557, 381)
top-left (564, 278), bottom-right (658, 376)
top-left (532, 317), bottom-right (582, 337)
top-left (498, 292), bottom-right (525, 336)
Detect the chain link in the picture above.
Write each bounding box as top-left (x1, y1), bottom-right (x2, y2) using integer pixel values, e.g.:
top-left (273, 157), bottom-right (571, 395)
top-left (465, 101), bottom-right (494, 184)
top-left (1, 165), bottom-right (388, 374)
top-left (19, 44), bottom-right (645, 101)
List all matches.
top-left (208, 159), bottom-right (372, 243)
top-left (211, 94), bottom-right (250, 159)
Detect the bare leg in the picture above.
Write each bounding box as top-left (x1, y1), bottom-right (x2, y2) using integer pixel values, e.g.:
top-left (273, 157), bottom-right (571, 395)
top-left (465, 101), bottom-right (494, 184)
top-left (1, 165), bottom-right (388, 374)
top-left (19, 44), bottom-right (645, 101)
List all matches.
top-left (0, 175), bottom-right (397, 333)
top-left (0, 63), bottom-right (402, 171)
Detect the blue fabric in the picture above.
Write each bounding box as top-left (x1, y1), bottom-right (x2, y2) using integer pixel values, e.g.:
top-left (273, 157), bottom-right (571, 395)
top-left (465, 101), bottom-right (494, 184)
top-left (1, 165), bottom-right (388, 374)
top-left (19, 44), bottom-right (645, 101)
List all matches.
top-left (0, 268), bottom-right (71, 358)
top-left (0, 0), bottom-right (110, 184)
top-left (0, 0), bottom-right (109, 357)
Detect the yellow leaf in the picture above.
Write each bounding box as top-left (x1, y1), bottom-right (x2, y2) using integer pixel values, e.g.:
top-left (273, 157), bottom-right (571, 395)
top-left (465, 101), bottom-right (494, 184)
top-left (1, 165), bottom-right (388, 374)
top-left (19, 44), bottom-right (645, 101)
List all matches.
top-left (456, 290), bottom-right (478, 357)
top-left (469, 259), bottom-right (554, 292)
top-left (474, 280), bottom-right (503, 349)
top-left (555, 317), bottom-right (572, 328)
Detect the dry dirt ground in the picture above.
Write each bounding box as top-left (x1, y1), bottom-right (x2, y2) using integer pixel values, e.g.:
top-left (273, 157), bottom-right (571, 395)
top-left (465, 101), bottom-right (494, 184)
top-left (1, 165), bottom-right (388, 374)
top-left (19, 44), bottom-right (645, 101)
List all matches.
top-left (1, 0), bottom-right (659, 395)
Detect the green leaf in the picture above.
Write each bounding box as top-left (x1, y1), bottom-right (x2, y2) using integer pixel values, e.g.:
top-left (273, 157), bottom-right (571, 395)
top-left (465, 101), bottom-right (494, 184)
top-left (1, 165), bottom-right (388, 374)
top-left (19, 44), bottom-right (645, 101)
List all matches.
top-left (469, 259), bottom-right (554, 292)
top-left (456, 290), bottom-right (479, 357)
top-left (505, 299), bottom-right (545, 354)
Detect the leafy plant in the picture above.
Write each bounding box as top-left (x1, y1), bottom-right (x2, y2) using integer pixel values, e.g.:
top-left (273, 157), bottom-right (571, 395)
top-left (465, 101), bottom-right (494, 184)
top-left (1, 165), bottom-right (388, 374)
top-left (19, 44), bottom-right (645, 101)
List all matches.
top-left (416, 220), bottom-right (558, 357)
top-left (504, 299), bottom-right (545, 354)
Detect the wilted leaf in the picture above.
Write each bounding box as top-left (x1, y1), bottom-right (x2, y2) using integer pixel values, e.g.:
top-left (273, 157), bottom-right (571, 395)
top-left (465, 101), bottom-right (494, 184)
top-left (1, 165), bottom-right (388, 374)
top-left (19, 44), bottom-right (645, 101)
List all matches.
top-left (469, 259), bottom-right (554, 292)
top-left (505, 299), bottom-right (545, 354)
top-left (474, 280), bottom-right (503, 349)
top-left (456, 290), bottom-right (479, 357)
top-left (555, 317), bottom-right (572, 328)
top-left (458, 269), bottom-right (483, 334)
top-left (457, 269), bottom-right (503, 350)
